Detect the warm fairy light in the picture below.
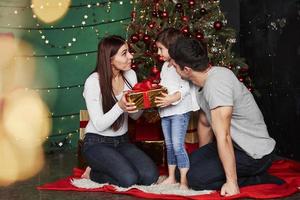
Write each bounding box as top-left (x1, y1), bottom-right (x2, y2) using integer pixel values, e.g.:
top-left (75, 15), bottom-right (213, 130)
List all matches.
top-left (0, 34), bottom-right (16, 70)
top-left (0, 89), bottom-right (51, 186)
top-left (0, 36), bottom-right (36, 95)
top-left (31, 0), bottom-right (71, 23)
top-left (2, 89), bottom-right (51, 147)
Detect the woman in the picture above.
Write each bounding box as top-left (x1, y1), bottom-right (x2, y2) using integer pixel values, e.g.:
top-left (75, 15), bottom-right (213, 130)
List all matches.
top-left (82, 35), bottom-right (159, 187)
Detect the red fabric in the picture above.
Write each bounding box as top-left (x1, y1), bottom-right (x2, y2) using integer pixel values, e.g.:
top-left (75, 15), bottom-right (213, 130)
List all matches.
top-left (38, 160), bottom-right (300, 199)
top-left (185, 143), bottom-right (199, 154)
top-left (135, 119), bottom-right (163, 141)
top-left (79, 121), bottom-right (88, 128)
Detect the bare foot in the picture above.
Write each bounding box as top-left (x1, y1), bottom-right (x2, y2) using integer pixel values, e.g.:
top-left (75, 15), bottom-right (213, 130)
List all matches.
top-left (179, 183), bottom-right (189, 190)
top-left (81, 166), bottom-right (91, 179)
top-left (159, 176), bottom-right (177, 185)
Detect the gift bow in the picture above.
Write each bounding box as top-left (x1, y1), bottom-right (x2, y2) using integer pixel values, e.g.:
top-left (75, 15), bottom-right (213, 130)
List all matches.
top-left (132, 79), bottom-right (161, 92)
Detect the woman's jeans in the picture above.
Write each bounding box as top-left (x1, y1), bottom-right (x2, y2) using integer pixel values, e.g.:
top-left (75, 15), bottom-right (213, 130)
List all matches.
top-left (82, 133), bottom-right (159, 187)
top-left (161, 113), bottom-right (191, 168)
top-left (184, 142), bottom-right (282, 190)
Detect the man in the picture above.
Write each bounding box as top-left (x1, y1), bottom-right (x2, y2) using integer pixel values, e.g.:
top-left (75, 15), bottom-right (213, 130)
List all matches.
top-left (169, 38), bottom-right (284, 196)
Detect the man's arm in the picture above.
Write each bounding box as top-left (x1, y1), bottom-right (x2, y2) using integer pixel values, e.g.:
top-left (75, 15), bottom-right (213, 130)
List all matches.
top-left (198, 110), bottom-right (214, 147)
top-left (211, 106), bottom-right (240, 196)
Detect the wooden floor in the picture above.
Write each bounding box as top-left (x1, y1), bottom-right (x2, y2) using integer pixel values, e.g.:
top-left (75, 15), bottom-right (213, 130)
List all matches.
top-left (0, 150), bottom-right (299, 200)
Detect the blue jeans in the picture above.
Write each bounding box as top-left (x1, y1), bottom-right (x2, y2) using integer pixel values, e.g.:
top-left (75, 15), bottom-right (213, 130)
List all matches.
top-left (161, 113), bottom-right (191, 168)
top-left (183, 142), bottom-right (283, 190)
top-left (82, 133), bottom-right (159, 187)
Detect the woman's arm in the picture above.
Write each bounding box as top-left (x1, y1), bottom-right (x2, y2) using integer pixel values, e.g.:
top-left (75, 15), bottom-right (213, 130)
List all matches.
top-left (84, 77), bottom-right (124, 132)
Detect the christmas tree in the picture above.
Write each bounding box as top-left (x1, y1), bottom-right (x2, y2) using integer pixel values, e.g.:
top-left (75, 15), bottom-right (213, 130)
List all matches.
top-left (126, 0), bottom-right (253, 91)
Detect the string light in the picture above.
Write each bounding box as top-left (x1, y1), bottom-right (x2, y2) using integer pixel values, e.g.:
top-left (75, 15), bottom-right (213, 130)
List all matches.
top-left (0, 17), bottom-right (130, 30)
top-left (16, 50), bottom-right (97, 58)
top-left (0, 0), bottom-right (119, 9)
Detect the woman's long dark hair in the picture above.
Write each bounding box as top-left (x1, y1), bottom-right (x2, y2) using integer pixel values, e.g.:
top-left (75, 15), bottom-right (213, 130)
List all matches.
top-left (94, 35), bottom-right (131, 131)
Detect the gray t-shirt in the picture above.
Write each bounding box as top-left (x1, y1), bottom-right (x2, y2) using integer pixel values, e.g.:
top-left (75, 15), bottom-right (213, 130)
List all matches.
top-left (197, 67), bottom-right (275, 159)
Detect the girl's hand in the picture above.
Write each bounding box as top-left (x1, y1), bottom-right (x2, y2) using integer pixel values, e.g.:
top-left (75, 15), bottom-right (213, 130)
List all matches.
top-left (118, 92), bottom-right (138, 113)
top-left (155, 92), bottom-right (180, 108)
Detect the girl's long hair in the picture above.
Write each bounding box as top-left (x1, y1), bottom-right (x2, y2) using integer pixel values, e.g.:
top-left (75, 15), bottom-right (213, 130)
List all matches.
top-left (94, 35), bottom-right (131, 131)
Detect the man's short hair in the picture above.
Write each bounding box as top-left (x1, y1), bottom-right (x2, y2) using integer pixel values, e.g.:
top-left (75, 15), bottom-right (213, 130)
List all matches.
top-left (169, 38), bottom-right (209, 71)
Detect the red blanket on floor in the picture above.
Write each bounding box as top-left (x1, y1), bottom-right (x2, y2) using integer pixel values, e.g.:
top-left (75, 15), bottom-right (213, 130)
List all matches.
top-left (38, 160), bottom-right (300, 199)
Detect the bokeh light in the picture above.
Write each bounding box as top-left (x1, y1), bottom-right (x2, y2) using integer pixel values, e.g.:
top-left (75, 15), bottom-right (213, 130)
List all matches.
top-left (0, 35), bottom-right (36, 95)
top-left (31, 0), bottom-right (71, 23)
top-left (0, 35), bottom-right (52, 186)
top-left (2, 89), bottom-right (51, 147)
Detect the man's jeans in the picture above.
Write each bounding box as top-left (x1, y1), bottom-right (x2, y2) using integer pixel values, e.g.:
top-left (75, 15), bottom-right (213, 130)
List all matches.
top-left (185, 142), bottom-right (278, 190)
top-left (82, 133), bottom-right (159, 187)
top-left (161, 113), bottom-right (191, 168)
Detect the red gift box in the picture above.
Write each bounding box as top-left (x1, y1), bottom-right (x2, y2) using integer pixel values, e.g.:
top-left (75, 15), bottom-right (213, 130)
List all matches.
top-left (126, 80), bottom-right (167, 110)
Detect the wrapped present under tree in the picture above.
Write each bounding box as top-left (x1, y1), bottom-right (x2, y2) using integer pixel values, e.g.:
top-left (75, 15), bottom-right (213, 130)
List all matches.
top-left (185, 111), bottom-right (199, 144)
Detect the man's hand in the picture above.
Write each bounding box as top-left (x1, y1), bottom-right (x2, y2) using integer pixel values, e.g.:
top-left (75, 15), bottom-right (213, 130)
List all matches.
top-left (155, 92), bottom-right (180, 108)
top-left (220, 181), bottom-right (240, 196)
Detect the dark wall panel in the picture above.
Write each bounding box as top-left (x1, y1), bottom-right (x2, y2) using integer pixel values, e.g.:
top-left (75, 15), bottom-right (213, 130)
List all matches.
top-left (223, 0), bottom-right (300, 160)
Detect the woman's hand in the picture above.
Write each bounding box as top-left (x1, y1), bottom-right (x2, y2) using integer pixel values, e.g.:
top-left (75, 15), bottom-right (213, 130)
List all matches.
top-left (155, 92), bottom-right (181, 108)
top-left (118, 92), bottom-right (138, 113)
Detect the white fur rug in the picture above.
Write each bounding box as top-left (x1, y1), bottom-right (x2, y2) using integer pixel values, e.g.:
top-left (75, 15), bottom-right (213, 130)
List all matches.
top-left (71, 176), bottom-right (213, 196)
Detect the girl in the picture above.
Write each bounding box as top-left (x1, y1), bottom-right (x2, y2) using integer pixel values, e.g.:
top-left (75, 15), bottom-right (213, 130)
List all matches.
top-left (155, 28), bottom-right (199, 189)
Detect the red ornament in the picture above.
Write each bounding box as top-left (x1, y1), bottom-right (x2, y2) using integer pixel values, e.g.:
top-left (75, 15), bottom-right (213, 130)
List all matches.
top-left (213, 21), bottom-right (223, 30)
top-left (152, 10), bottom-right (159, 18)
top-left (147, 21), bottom-right (156, 29)
top-left (144, 50), bottom-right (152, 56)
top-left (137, 32), bottom-right (144, 40)
top-left (175, 3), bottom-right (183, 10)
top-left (131, 62), bottom-right (137, 69)
top-left (181, 26), bottom-right (189, 34)
top-left (131, 11), bottom-right (137, 21)
top-left (195, 31), bottom-right (204, 40)
top-left (143, 34), bottom-right (151, 43)
top-left (240, 66), bottom-right (249, 72)
top-left (188, 0), bottom-right (195, 7)
top-left (130, 34), bottom-right (139, 43)
top-left (150, 42), bottom-right (158, 53)
top-left (200, 8), bottom-right (207, 15)
top-left (160, 11), bottom-right (169, 19)
top-left (151, 66), bottom-right (160, 75)
top-left (181, 16), bottom-right (189, 22)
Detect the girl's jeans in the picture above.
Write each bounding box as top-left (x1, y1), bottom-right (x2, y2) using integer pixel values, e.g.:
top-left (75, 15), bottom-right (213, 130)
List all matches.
top-left (161, 113), bottom-right (191, 168)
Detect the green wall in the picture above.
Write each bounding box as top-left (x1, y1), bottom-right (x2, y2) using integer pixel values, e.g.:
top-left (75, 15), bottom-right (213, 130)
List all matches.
top-left (0, 0), bottom-right (132, 151)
